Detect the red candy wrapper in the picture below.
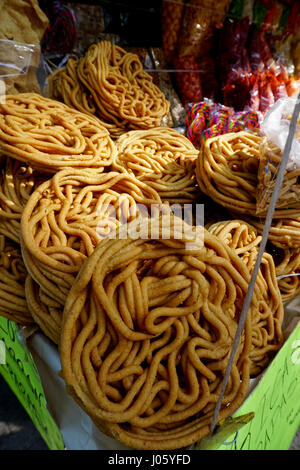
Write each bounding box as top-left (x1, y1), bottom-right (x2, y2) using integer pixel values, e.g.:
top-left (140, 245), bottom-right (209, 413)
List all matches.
top-left (173, 56), bottom-right (203, 104)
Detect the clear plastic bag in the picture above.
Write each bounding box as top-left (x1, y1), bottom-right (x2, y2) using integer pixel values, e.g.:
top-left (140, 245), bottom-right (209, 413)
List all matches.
top-left (256, 97), bottom-right (300, 216)
top-left (0, 39), bottom-right (44, 96)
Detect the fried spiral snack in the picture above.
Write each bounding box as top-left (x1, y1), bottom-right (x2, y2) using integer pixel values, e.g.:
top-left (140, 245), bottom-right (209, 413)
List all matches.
top-left (0, 235), bottom-right (33, 325)
top-left (196, 131), bottom-right (300, 219)
top-left (25, 275), bottom-right (62, 344)
top-left (48, 58), bottom-right (124, 139)
top-left (113, 127), bottom-right (200, 203)
top-left (267, 243), bottom-right (300, 302)
top-left (196, 132), bottom-right (261, 216)
top-left (59, 215), bottom-right (277, 450)
top-left (161, 0), bottom-right (185, 63)
top-left (0, 157), bottom-right (48, 243)
top-left (49, 58), bottom-right (97, 117)
top-left (21, 168), bottom-right (162, 309)
top-left (77, 41), bottom-right (170, 131)
top-left (257, 137), bottom-right (300, 217)
top-left (241, 215), bottom-right (300, 250)
top-left (206, 219), bottom-right (262, 269)
top-left (0, 93), bottom-right (116, 172)
top-left (206, 219), bottom-right (284, 374)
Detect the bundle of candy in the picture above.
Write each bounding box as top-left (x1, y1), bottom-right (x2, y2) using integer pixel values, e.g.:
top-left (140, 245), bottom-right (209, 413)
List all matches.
top-left (186, 99), bottom-right (262, 148)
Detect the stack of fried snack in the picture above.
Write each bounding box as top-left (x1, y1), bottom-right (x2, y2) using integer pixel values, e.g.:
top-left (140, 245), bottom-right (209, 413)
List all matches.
top-left (0, 88), bottom-right (294, 450)
top-left (48, 41), bottom-right (170, 139)
top-left (195, 130), bottom-right (300, 303)
top-left (256, 135), bottom-right (300, 217)
top-left (206, 219), bottom-right (283, 375)
top-left (21, 168), bottom-right (161, 344)
top-left (0, 235), bottom-right (33, 326)
top-left (0, 93), bottom-right (116, 172)
top-left (113, 127), bottom-right (200, 204)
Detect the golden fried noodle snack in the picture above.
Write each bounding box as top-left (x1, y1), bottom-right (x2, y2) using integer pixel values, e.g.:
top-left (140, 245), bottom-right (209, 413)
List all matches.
top-left (113, 127), bottom-right (199, 203)
top-left (48, 57), bottom-right (124, 139)
top-left (21, 169), bottom-right (162, 310)
top-left (267, 242), bottom-right (300, 302)
top-left (0, 235), bottom-right (33, 325)
top-left (60, 216), bottom-right (277, 450)
top-left (0, 157), bottom-right (48, 243)
top-left (196, 132), bottom-right (261, 216)
top-left (77, 41), bottom-right (170, 131)
top-left (206, 219), bottom-right (284, 375)
top-left (256, 137), bottom-right (300, 218)
top-left (0, 93), bottom-right (116, 172)
top-left (241, 215), bottom-right (300, 251)
top-left (196, 131), bottom-right (298, 219)
top-left (25, 275), bottom-right (62, 344)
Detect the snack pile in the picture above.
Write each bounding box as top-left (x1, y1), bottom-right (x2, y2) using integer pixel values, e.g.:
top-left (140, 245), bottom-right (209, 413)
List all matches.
top-left (0, 85), bottom-right (291, 450)
top-left (60, 215), bottom-right (282, 449)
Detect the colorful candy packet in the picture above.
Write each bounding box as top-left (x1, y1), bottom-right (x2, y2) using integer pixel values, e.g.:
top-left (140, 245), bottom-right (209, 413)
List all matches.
top-left (186, 98), bottom-right (262, 148)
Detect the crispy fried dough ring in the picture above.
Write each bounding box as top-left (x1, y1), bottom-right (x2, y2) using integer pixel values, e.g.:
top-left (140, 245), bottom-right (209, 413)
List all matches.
top-left (113, 127), bottom-right (199, 203)
top-left (196, 132), bottom-right (300, 219)
top-left (206, 219), bottom-right (284, 375)
top-left (257, 138), bottom-right (300, 217)
top-left (48, 58), bottom-right (125, 139)
top-left (267, 243), bottom-right (300, 302)
top-left (196, 132), bottom-right (260, 216)
top-left (21, 169), bottom-right (162, 308)
top-left (240, 215), bottom-right (300, 250)
top-left (0, 93), bottom-right (116, 172)
top-left (59, 217), bottom-right (272, 450)
top-left (77, 41), bottom-right (170, 131)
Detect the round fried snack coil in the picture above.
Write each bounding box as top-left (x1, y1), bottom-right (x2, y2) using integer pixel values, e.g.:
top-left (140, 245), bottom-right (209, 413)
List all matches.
top-left (0, 157), bottom-right (48, 243)
top-left (267, 242), bottom-right (300, 302)
top-left (196, 132), bottom-right (261, 216)
top-left (257, 137), bottom-right (300, 217)
top-left (0, 93), bottom-right (116, 172)
top-left (48, 58), bottom-right (124, 139)
top-left (21, 168), bottom-right (162, 309)
top-left (113, 127), bottom-right (200, 204)
top-left (206, 219), bottom-right (284, 375)
top-left (0, 235), bottom-right (33, 325)
top-left (240, 215), bottom-right (300, 250)
top-left (59, 216), bottom-right (273, 450)
top-left (76, 41), bottom-right (170, 131)
top-left (196, 131), bottom-right (300, 219)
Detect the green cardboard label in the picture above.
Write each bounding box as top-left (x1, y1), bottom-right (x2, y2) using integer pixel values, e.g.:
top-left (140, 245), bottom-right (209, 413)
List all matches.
top-left (217, 321), bottom-right (300, 450)
top-left (0, 317), bottom-right (65, 450)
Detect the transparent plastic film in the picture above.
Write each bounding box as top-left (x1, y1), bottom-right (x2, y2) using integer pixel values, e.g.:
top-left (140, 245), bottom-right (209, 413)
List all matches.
top-left (256, 97), bottom-right (300, 216)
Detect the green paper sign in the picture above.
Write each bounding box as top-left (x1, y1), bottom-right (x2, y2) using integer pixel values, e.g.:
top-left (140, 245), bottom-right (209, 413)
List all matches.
top-left (0, 317), bottom-right (65, 450)
top-left (216, 320), bottom-right (300, 450)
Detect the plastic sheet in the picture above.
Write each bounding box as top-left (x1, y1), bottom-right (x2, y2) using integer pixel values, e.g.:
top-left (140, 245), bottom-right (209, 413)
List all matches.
top-left (0, 39), bottom-right (43, 96)
top-left (256, 97), bottom-right (300, 216)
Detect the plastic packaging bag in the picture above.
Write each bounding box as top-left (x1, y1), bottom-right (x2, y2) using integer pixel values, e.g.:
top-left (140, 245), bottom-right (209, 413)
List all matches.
top-left (0, 39), bottom-right (43, 96)
top-left (256, 97), bottom-right (300, 216)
